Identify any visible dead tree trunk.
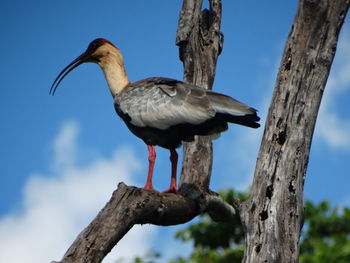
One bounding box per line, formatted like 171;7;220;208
235;1;349;262
52;1;349;262
177;0;223;191
53;1;226;263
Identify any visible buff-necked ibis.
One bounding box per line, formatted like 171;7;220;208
50;38;260;193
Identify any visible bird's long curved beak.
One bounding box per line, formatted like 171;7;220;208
50;52;91;95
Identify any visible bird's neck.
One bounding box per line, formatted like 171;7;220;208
99;57;130;98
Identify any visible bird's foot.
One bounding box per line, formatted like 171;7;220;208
162;186;178;194
143;184;155;190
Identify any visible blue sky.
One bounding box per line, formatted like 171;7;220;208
1;1;349;262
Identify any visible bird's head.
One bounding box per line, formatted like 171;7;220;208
50;38;124;95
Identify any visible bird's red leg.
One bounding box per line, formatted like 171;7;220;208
163;148;178;193
144;145;156;190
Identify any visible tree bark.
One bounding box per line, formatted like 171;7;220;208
52;1;225;262
235;1;350;262
177;0;223;191
52;1;350;262
52;183;234;263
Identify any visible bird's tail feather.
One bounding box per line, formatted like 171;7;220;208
207;91;260;128
216;112;260;128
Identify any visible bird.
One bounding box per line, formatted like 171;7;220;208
50;38;260;193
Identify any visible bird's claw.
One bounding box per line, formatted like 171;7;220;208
162;187;178;194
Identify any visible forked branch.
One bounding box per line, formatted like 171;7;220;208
53;183;234;263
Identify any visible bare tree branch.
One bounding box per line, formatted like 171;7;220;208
177;0;223;191
52;0;350;262
53;183;234;263
237;1;350;262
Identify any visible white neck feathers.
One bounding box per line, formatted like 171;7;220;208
96;46;130;97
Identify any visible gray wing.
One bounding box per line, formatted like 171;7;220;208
206;90;258;117
116;77;259;130
116;78;215;130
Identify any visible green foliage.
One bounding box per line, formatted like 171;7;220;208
171;189;248;263
168;246;243;263
118;251;160;263
131;189;350;263
175;190;248;250
299;200;350;263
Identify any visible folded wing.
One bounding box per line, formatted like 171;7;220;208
115;77;260;130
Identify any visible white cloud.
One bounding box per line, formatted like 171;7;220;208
52;120;79;169
315;28;350;150
0;120;157;263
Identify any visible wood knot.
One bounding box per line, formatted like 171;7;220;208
277;130;287;145
255;244;262;253
259;210;268;221
266;185;273;199
283;48;292;72
284;56;292;71
289;180;296;194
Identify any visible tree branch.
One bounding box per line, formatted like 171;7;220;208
238;1;350;262
177;0;223;191
53;183;234;263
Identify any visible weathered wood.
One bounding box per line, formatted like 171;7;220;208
53;183;234;263
53;1;225;262
236;1;350;262
177;0;223;191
